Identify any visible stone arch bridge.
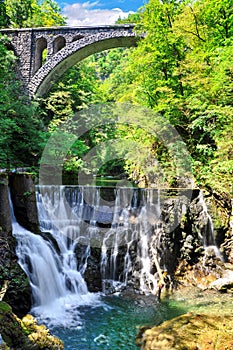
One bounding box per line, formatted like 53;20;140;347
0;25;139;97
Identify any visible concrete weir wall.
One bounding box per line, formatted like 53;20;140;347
0;172;39;235
9;173;40;233
0;175;12;236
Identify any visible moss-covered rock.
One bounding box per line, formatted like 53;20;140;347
0;235;32;317
136;312;233;350
0;302;63;350
0;301;34;349
21;314;64;350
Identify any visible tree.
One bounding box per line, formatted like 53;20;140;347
5;0;33;27
5;0;66;28
98;0;233;190
0;36;47;169
0;0;10;28
28;0;66;27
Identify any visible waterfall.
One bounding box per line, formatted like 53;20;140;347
37;186;160;294
10;189;100;327
10;185;164;325
197;191;223;260
9;183;226;330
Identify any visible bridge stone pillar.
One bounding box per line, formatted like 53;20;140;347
1;29;34;87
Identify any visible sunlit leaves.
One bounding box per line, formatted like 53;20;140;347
28;0;66;27
98;0;233;191
4;0;66;28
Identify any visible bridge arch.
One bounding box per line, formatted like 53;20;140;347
28;31;139;97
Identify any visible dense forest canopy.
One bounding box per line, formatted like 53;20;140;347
0;0;65;28
0;0;232;193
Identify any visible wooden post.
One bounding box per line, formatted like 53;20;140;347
0;280;9;301
151;246;166;301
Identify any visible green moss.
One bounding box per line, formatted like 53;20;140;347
0;302;31;349
23;191;32;198
0;302;64;349
0;301;12;313
21;314;64;349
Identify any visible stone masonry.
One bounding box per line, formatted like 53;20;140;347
0;25;139;97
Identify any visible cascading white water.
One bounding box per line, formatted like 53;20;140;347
10;185;164;326
10;188;100;327
197;191;223;260
10;184;225;332
36;187;89;295
37;185;160;294
100;187;160;293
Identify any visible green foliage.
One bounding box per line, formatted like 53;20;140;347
5;0;33;28
4;0;66;28
116;12;142;24
97;0;233;191
0;36;47;169
27;0;66;27
1;0;232;192
42;59;109;174
92;48;131;81
0;0;9;28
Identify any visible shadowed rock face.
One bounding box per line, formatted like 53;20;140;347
0;176;12;235
0;246;32;318
136;312;233;350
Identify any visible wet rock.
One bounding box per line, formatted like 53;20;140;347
209;269;233;292
0;232;31;317
175;252;227;290
1;259;32;318
136;312;233;350
221;234;233;264
84;247;102;292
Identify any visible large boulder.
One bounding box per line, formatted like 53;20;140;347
209;268;233;292
0;302;34;350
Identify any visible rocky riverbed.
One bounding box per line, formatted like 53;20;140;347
136;285;233;350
